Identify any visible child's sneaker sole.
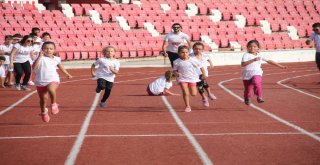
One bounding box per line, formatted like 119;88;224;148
40;108;50;122
51;103;59;115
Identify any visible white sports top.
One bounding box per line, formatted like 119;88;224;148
148;76;173;95
94;57;120;82
0;44;13;64
34;56;61;86
13;43;34;63
173;57;201;83
165;32;189;53
241;52;268;80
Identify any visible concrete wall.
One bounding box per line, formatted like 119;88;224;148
208;49;316;66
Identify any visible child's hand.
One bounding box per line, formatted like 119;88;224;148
66;74;72;79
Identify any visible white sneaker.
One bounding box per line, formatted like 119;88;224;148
21;85;31;91
15;84;21;90
28;81;35;86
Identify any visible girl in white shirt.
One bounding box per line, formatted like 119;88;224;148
241;40;287;105
147;70;179;96
10;35;35;91
173;45;205;112
33;41;72;122
191;42;217;107
91;46;120;108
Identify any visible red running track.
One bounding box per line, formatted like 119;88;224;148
0;62;319;165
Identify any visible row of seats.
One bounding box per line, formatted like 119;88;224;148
0;0;318;60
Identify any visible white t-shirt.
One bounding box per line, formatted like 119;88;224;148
0;44;13;64
241;52;268;80
173;58;201;83
94;57;120;82
0;65;5;78
13;43;34;63
190;53;211;77
309;32;320;52
148;76;173;95
165;32;189;53
34;56;61;86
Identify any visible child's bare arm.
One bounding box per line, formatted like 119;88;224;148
109;66;119;74
241;57;261;67
207;59;214;69
266;60;287;69
164;88;180;96
91;63;96;77
58;64;72;78
32;51;42;70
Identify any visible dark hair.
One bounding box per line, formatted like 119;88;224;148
41;41;56;50
178;45;189;53
192;42;204;49
0;55;6;61
172;23;182;29
20;35;33;45
29;32;37;38
32;27;40;33
12;33;22;39
246;40;260;48
102;46;116;52
5;35;13;40
41;32;51;38
312;22;320;28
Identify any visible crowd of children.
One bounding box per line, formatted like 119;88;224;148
2;22;319;122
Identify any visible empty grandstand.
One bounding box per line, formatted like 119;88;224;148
0;0;319;60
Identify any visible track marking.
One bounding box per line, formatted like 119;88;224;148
65;93;100;165
277;73;320;99
161;96;213;165
1;132;320;140
0;91;37;116
218;72;320;142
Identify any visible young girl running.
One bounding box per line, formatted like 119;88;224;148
33;41;72;122
241;40;287;105
173;45;205;112
191;42;217;107
147;70;180;96
91;46;120;108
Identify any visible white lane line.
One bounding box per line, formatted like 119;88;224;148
2;132;320;140
65;93;100;165
218;77;320;142
277;73;320;99
0;91;37;116
161;96;213;165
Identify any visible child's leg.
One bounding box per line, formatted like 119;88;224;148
203;80;217;100
47;83;59;104
37;89;49;113
0;77;5;88
243;79;253;99
197;80;208;100
252;75;263;98
180;83;190;107
101;81;113;103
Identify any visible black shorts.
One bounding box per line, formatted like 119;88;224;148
316;52;320;70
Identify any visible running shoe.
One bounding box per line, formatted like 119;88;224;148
202;99;209;107
51;103;59;115
244;98;250;105
257;97;265;103
185;106;191;112
15;84;21;90
99;102;106;108
40;108;50;122
208;93;217;100
28;81;35;86
21;85;31;91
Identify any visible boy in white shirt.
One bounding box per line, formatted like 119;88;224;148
91;46;120;108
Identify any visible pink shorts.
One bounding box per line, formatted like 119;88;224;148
36;82;60;94
180;82;197;87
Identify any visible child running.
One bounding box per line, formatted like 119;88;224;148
241;40;287;105
33;41;72;122
91;46;120;108
147;70;180;96
173;45;205;112
191;42;217;107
